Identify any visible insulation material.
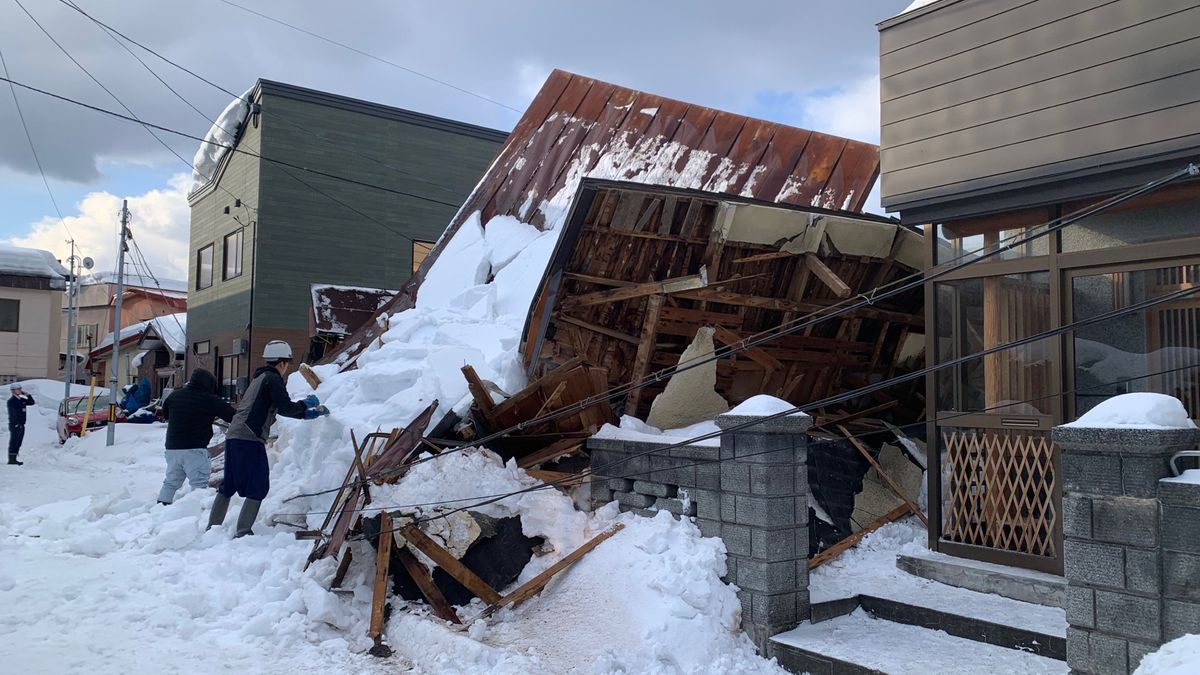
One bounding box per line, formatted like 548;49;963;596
645;327;729;429
851;443;924;527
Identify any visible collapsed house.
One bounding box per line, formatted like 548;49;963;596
303;70;928;655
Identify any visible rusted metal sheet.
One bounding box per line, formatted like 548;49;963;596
310;284;398;337
320;69;880;368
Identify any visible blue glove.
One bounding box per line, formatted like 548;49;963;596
303;394;320;408
303;405;330;420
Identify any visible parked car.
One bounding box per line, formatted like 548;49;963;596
57;395;126;443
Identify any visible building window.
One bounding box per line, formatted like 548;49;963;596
223;230;244;280
193;340;211;355
412;240;435;273
76;323;98;349
197;245;214;290
0;299;19;332
218;354;241;401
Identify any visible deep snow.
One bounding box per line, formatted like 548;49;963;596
1064;392;1197;430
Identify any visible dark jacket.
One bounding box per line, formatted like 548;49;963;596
226;366;307;444
162;369;236;450
7;393;34;427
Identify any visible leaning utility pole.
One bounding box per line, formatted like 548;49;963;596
64;239;75;401
106;201;130;447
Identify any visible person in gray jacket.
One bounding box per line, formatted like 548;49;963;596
206;340;328;536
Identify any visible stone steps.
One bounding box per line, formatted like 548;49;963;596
895;550;1065;607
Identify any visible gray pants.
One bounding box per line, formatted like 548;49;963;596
158;448;212;504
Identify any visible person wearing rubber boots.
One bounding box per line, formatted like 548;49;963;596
207;340;329;536
7;382;34;465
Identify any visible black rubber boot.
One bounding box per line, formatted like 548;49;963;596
7;454;22;466
207;493;231;530
235;498;262;538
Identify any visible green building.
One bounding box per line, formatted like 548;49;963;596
186;79;507;397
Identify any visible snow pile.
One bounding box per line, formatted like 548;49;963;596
190;88;253;193
1064;393;1197;430
728;394;809;418
594;415;722;447
0;244;69;283
1134;634;1200;674
1163;469;1200;486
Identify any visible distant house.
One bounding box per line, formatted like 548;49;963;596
0;244;69;382
878;0;1200;575
88;312;187;397
185;79;508;397
62;272;187;383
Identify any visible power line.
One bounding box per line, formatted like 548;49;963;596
213;0;523;115
0;74;466;210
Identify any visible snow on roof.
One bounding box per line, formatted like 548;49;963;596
190;87;253;194
90;312;187;355
84;272;188;293
0;244;69;281
900;0;940;13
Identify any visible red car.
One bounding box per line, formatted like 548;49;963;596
57;395;126;443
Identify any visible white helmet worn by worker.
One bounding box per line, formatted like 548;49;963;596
262;340;293;361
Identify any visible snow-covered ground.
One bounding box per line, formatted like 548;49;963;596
0;382;784;674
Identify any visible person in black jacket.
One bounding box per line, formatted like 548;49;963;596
157;369;236;504
7;382;35;465
207;341;328;536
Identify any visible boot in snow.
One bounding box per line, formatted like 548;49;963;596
235;498;262;538
207;493;231;530
7;454;22;466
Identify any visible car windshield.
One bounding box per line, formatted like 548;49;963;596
64;395;109;414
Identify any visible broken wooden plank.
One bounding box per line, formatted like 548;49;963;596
398;524;503;605
532;381;569;420
331;548;353;588
560;268;708;310
525;469;588;487
730;250;797;265
837;425;928;527
298;363;322;390
367;402;439;482
395;546;461;624
368;512;394;644
306;433;370;568
516;439;584;469
491;356;586;422
808;503;912;570
710;325;784;372
814;400;900;429
555;315;640;345
477;523;625;620
461;365;498;420
624;294;665;414
804;253;853;298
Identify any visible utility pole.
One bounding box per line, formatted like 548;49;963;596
106;200;130;447
64;239;75;401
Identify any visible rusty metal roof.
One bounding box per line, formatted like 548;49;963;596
321;69;880;366
310;284;398;336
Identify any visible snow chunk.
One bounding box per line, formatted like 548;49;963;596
0;244;69;282
416;211;492;310
191;88;252;193
1135;634;1200;674
1064;393;1197;430
593;415;721;447
1163;469;1200;486
727;394;808;418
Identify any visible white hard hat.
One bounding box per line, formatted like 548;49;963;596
262;340;293;360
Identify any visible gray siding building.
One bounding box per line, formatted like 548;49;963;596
187;80;506;396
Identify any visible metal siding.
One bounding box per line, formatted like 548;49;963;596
879;0;1200;213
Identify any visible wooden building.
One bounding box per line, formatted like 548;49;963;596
186;79;507;397
879;0;1200;574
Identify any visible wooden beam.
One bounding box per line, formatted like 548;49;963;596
808;503;912;570
395;546;461;624
560;268;708;310
477;524;624;620
516;439;584;469
397;525;503;605
331;548;353;588
813;400;900;429
524;469;588;487
625;294;664;414
710;325;784;372
368;512;394;641
804;254;852;298
837;425;928;527
556;315;640;345
298;363;322;389
461;365;498;420
730;250;797;265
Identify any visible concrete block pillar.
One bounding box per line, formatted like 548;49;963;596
1053;424;1200;674
714;408;812;651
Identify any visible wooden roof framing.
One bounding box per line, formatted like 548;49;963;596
321;69;882;368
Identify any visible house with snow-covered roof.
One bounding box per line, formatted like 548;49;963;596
185;79;507;398
0;244;69;382
87;312;187;398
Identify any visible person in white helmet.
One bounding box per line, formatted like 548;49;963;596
7;382;35;465
206;340;328;536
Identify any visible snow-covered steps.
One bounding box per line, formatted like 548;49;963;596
770;609;1068;675
896;550;1065;608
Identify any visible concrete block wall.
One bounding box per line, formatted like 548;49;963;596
1054;424;1200;675
588;410;812;651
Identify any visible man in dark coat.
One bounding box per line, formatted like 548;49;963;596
7;382;34;465
157;369;236;504
207;341;328;537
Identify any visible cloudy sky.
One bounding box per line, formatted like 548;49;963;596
0;0;912;281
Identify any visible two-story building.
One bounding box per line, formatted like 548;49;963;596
879;0;1200;575
186;79;507;397
0;245;69;382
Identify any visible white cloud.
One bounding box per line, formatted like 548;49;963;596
802;74;881;144
9;173;190;282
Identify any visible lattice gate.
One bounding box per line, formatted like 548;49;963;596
941;428;1060;564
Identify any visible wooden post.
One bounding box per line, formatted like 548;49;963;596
397;525;502;604
624;294;664;415
395;547;461;624
368;511;394;656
